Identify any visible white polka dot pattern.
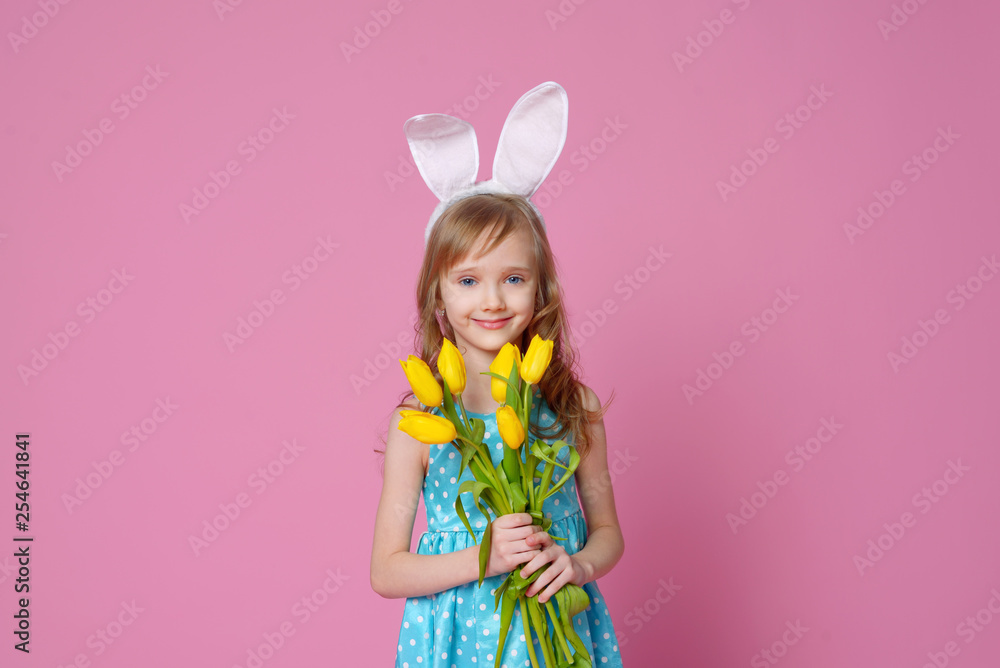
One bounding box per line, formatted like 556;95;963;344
393;399;622;667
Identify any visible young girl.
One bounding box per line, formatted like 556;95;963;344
371;82;624;666
370;190;626;666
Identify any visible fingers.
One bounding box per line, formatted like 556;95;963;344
527;555;575;603
489;520;547;576
525;531;553;548
494;513;534;529
537;569;572;604
525;559;562;602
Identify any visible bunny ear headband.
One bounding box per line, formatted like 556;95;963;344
404;81;569;246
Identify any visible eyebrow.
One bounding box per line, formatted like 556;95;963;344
449;265;533;276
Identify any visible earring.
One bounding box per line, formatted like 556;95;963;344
438;309;445;316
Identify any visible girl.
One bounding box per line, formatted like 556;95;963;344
370;191;626;667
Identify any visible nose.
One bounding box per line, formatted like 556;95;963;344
482;282;505;310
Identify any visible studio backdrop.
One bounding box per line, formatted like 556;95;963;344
2;0;998;666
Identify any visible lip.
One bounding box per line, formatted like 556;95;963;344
474;317;512;329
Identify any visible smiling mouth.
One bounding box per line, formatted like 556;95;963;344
474;317;512;329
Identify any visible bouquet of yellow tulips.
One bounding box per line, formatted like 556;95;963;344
398;335;593;668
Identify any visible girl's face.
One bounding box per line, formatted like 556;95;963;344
439;226;537;364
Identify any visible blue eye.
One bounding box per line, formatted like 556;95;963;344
458;278;476;287
507;276;524;284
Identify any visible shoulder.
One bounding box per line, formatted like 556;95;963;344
390;398;424;422
387;399;430;472
576;383;601;413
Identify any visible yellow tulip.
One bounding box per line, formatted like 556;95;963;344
397;410;457;444
520;335;554;385
489;343;522;403
496;405;525;449
399;356;443;407
437;338;466;395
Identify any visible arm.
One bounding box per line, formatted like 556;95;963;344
370;406;546;599
521;385;626;602
370;405;479;599
565;384;626;582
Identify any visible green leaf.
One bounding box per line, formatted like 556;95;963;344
458;479;495;522
543;598;573;664
457;444;477;481
505;359;520;407
441;377;467;438
478;519;492;586
521;595;542;668
454;496;477;545
494;572;512;611
441;376;455;416
495;466;515;511
542;446;580;500
493;588;519;668
526;596;556;666
531;439;572;470
470;417;485;445
553;586;592;667
556;584;590;618
509;479;528;514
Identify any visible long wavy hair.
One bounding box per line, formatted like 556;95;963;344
376;193;614;465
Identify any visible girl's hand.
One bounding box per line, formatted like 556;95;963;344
519;531;590;604
484;513;547;579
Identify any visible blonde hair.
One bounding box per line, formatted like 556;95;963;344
376;193;614;463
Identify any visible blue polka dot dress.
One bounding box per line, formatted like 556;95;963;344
394;398;623;667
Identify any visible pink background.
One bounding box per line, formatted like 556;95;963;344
3;0;999;666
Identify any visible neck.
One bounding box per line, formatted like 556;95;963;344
454;347;501;415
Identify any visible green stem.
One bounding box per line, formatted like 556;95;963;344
522;383;535;514
520;595;541;668
456;435;505;494
461;439;512;516
456;394;473;437
544;598;572;662
527;596;557;667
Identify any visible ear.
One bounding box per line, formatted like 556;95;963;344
404;114;480;202
492;82;568;198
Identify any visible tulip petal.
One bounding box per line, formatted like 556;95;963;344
521;335;553;385
400;356;444;407
489;343;522;403
397;411;457;444
438;338;467;395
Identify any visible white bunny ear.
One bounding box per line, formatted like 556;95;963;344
404;114;480;202
492;82;568;198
